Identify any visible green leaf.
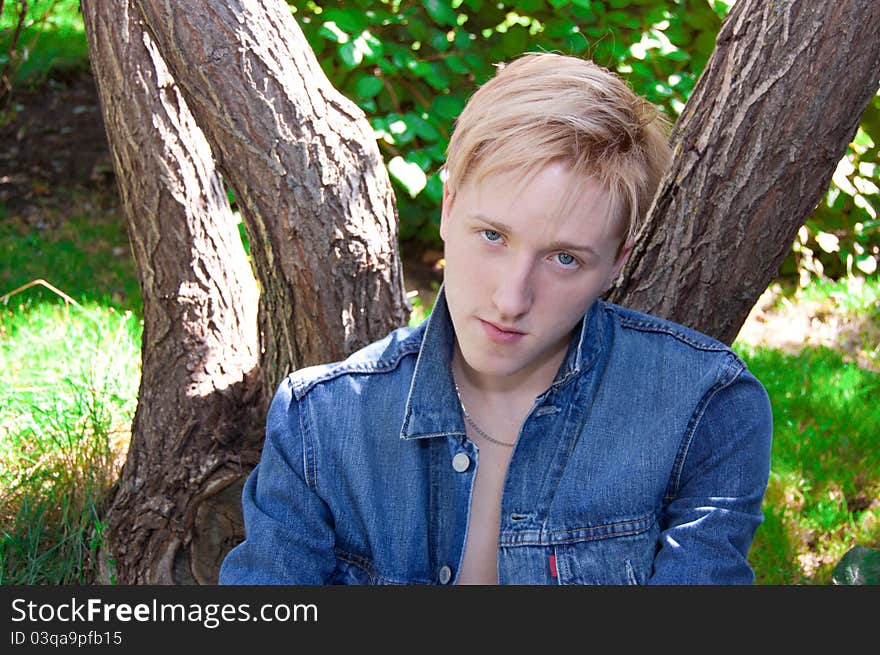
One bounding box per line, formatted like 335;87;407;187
355;75;384;99
319;21;350;44
406;113;442;141
444;55;469;74
453;29;475;50
543;18;578;38
424;62;451;90
386;116;416;145
339;41;363;67
389;156;428;197
425;141;449;162
422;0;458;27
500;25;529;57
321;8;367;34
429;28;453;52
424;172;444;203
432;93;466;120
514;0;544;10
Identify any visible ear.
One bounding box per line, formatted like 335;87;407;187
439;184;454;242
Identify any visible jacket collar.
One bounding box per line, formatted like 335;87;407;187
399;284;604;440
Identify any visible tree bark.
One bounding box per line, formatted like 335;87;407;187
85;0;880;584
607;0;880;345
81;0;264;583
83;0;409;583
131;0;410;393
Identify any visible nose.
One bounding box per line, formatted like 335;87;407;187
491;255;534;322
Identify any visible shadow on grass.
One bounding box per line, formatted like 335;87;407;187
0;192;141;317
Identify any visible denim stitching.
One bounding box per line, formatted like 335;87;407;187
291;341;423;400
500;513;656;546
333;548;431;585
295;382;319;492
607;303;739;356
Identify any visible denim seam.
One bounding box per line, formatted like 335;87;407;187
500;513;656;546
666;353;745;499
610;307;737;355
296;386;319;492
291;342;423;400
333;548;431;585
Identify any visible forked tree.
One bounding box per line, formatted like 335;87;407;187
80;0;880;583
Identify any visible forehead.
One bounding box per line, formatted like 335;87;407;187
455;162;622;244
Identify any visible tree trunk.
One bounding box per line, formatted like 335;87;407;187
82;0;264;584
83;0;409;583
131;0;410;392
607;0;880;345
85;0;880;583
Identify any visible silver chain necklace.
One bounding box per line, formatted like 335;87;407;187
453;382;516;448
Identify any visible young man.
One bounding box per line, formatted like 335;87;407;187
219;52;773;585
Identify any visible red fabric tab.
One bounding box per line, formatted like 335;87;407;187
549;554;557;578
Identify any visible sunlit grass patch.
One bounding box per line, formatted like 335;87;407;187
736;343;880;584
0;298;141;584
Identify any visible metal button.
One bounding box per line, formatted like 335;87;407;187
452;452;470;472
439;565;452;584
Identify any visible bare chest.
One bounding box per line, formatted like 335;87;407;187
456;421;520;585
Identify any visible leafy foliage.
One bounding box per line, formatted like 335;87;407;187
289;0;724;243
3;1;877;279
289;0;879;282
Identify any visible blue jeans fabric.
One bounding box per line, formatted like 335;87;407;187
219;287;772;585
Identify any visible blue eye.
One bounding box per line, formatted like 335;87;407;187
482;230;502;242
556;253;577;267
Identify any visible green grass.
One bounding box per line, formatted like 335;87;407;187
1;0;89;87
0;193;141;315
1;178;879;582
1;186;141;584
0;299;141;584
735;343;880;584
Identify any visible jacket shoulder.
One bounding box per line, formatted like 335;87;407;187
287;322;424;400
600;301;736;355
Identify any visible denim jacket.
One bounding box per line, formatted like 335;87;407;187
220;288;772;585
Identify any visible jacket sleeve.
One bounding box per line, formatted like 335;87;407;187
647;365;773;585
219;377;337;584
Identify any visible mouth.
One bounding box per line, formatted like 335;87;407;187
478;318;527;344
480;319;526;335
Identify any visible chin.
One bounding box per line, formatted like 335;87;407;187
459;348;524;379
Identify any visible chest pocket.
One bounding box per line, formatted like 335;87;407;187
552;512;659;585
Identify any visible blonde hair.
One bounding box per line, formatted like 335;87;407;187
443;52;672;248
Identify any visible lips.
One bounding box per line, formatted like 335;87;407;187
482;319;524;334
478;318;526;345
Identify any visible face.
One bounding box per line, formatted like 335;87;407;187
440;162;632;393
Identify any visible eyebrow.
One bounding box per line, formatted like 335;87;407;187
467;213;600;258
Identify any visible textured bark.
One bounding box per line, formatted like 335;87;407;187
83;0;409;583
607;0;880;345
131;0;410;393
82;0;263;584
